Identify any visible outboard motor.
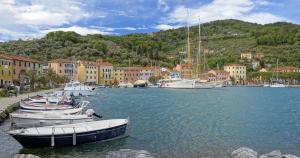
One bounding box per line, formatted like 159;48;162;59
85;109;102;118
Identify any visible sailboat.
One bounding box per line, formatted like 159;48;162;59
158;8;196;89
194;17;214;89
270;59;287;88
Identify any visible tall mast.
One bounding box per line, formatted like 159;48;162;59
197;17;201;77
186;8;191;66
276;59;279;80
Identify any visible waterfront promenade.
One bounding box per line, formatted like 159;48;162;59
0;88;61;121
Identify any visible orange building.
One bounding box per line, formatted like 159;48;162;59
49;59;76;80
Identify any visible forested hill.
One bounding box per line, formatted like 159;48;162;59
0;19;300;69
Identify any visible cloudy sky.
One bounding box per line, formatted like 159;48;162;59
0;0;299;41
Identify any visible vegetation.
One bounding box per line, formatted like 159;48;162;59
0;19;300;70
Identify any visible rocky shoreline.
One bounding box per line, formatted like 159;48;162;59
14;148;299;158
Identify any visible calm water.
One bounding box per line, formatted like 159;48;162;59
1;87;300;158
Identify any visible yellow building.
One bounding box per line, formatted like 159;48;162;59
224;64;246;84
240;52;252;60
96;59;114;85
113;68;125;84
77;60;98;84
0;54;13;86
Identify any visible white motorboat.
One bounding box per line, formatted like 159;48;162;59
270;83;287;88
118;83;134;88
10;109;95;128
158;72;196;89
8;119;129;148
20;101;74;111
20;101;89;115
64;81;96;96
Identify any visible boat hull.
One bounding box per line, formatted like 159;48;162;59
160;80;195;89
10;124;127;148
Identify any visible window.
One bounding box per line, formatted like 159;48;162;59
19;61;21;66
59;70;62;73
59;63;62;67
13;69;16;74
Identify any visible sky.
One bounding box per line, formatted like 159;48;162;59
0;0;299;41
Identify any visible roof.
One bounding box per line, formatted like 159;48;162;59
225;64;245;67
209;70;230;74
49;59;73;64
0;54;13;60
96;59;113;66
0;53;41;63
272;66;300;71
78;60;96;66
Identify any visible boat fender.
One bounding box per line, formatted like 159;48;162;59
51;127;55;147
72;127;76;146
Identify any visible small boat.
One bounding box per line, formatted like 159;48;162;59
270;83;287;88
20;101;74;111
64;81;96;96
8;119;130;148
20;101;89;115
118;83;134;88
10;109;96;128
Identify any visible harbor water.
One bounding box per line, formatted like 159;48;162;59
1;87;300;158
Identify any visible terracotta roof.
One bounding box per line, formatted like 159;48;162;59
225;64;244;67
272;66;300;71
209;70;230;74
0;53;41;63
0;54;13;60
78;60;96;66
49;59;73;63
96;59;113;66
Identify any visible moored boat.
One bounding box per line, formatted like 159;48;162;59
20;101;89;115
8;119;129;148
10;109;95;128
64;81;96;96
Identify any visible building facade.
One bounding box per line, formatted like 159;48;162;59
0;53;42;86
96;59;114;85
240;52;253;60
77;60;97;84
120;67;141;84
208;70;230;81
49;59;76;80
0;54;13;86
224;64;246;83
271;66;300;73
113;68;125;84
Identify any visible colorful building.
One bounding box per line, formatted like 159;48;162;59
271;66;300;73
0;53;42;85
96;59;114;85
224;64;247;83
208;70;230;81
77;60;97;84
119;67;141;84
113;68;125;84
240;52;253;60
0;54;13;86
139;66;160;81
49;59;76;80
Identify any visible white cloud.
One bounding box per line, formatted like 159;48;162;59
42;26;111;35
157;0;170;12
0;0;93;40
159;0;287;30
155;24;180;31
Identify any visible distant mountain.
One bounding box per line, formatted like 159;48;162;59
0;19;300;69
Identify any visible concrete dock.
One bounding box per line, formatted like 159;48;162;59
0;88;61;122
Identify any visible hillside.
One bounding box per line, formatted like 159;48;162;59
0;19;300;69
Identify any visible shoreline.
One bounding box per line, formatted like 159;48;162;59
0;88;62;123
